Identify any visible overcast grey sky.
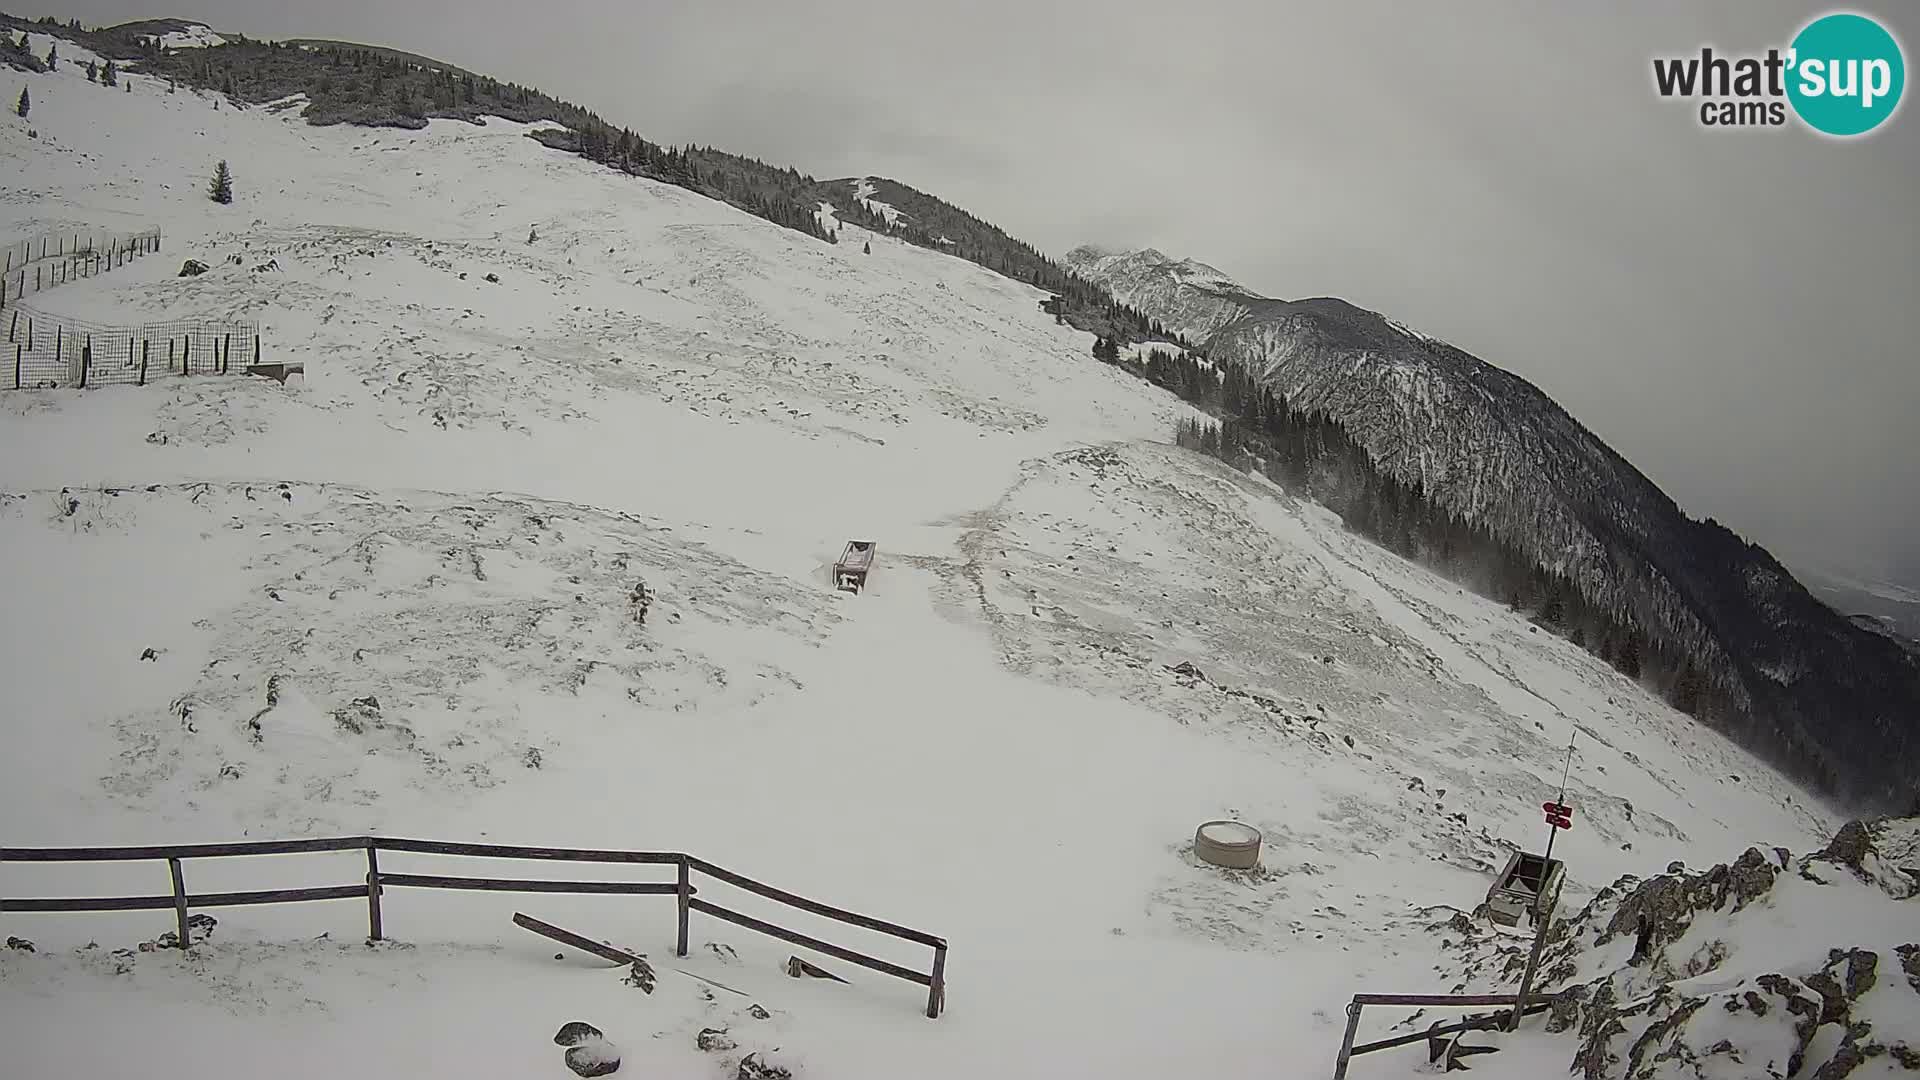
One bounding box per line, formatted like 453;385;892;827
23;0;1919;585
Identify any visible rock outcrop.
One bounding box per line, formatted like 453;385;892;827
1452;818;1919;1079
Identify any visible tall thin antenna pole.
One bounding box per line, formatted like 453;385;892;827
1542;735;1575;866
1509;731;1575;1031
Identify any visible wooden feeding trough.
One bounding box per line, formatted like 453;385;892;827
245;360;304;384
834;541;876;594
1485;850;1565;928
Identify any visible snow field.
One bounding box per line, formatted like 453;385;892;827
0;41;1849;1079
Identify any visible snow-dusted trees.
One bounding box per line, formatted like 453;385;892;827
14;86;27;119
101;59;117;87
209;160;234;204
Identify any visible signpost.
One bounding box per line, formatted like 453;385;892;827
1508;735;1576;1031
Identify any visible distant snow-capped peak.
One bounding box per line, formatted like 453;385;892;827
1065;245;1245;295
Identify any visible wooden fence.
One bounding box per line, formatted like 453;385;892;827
0;836;947;1018
0;228;163;310
1330;992;1552;1078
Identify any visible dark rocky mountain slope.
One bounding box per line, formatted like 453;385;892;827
1069;247;1919;812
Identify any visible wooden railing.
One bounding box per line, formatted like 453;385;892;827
1330;993;1551;1077
0;836;947;1018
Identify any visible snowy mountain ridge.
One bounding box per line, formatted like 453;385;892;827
1064;245;1920;813
1065;245;1251;343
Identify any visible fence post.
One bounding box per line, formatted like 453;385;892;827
13;343;20;390
223;333;231;374
254;335;261;366
169;338;176;374
365;843;384;941
6;311;13;342
1331;1000;1363;1080
183;337;191;375
167;858;191;950
80;343;90;389
926;943;947;1019
675;857;690;958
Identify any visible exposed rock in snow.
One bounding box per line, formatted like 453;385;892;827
564;1038;621;1077
1449;817;1920;1079
622;958;656;994
553;1021;603;1047
737;1052;794;1080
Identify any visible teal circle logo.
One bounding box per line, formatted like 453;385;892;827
1787;13;1905;136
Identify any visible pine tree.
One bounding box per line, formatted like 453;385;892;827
102;59;117;87
14;85;27;119
45;43;56;70
86;59;97;82
862;240;871;255
209;160;234;204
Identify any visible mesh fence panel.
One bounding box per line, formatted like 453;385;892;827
5;306;262;390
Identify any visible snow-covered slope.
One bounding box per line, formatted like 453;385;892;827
851;178;907;228
0;36;1875;1080
154;22;224;50
1064;246;1920;814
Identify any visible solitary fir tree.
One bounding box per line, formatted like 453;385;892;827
209;160;234;204
45;42;57;70
86;59;97;82
14;85;28;119
102;59;117;87
862;240;871;255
